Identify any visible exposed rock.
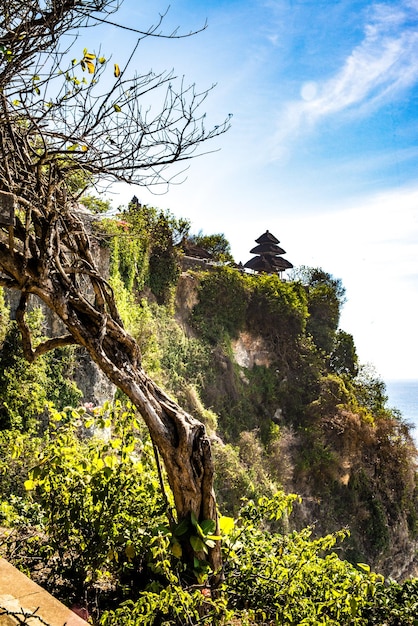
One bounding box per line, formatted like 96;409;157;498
231;331;271;368
72;347;116;407
174;272;199;337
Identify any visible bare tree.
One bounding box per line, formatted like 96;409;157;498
0;0;230;582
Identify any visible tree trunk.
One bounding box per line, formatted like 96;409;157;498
0;215;222;582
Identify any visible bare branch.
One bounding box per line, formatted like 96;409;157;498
15;292;76;361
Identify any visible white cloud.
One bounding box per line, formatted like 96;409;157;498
278;184;418;380
272;1;418;152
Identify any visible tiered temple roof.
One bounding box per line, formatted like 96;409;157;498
244;230;293;275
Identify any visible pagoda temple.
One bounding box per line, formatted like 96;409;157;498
243;230;293;276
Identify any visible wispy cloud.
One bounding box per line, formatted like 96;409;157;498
272;1;418;153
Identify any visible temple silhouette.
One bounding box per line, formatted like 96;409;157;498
244;230;293;275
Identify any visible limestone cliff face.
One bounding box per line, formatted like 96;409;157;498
231;332;271;369
173;271;418;581
174;272;199;336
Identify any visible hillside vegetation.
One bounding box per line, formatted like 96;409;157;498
0;200;417;624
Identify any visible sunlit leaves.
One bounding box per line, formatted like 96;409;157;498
219;515;234;535
24;478;35;491
223;494;386;624
0;44;13;62
16;400;167;589
32;74;40;95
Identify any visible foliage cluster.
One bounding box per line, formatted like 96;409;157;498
106;275;215;429
187;231;235;263
96;198;188;305
191;267;308;348
0;304;82;430
1;420;418;625
191;267;250;342
1;403;168;611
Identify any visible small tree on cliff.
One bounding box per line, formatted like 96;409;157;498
0;0;230;582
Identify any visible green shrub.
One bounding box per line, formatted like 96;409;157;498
0;309;82;431
222;494;387;625
248;273;308;344
192;267;250;342
22;402;167;598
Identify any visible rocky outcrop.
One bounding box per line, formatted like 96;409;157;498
231;331;272;369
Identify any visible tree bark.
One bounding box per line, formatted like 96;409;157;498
0;0;229;585
0;211;222;582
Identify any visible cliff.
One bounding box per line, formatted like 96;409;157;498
171;268;418;580
1;208;417;581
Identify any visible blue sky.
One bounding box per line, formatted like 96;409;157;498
90;0;418;381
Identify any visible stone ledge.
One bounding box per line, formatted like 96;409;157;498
0;559;87;626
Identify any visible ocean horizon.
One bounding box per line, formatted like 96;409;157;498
385;379;418;443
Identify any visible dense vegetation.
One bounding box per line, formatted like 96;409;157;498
0;202;417;624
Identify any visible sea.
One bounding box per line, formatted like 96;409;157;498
385;380;418;444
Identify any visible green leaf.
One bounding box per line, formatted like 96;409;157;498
125;543;135;560
200;519;216;535
170;540;182;559
349;597;358;616
190;535;206;553
113;104;121;113
190;511;198;528
357;563;371;572
173;518;190;537
32;465;43;479
104;455;116;468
